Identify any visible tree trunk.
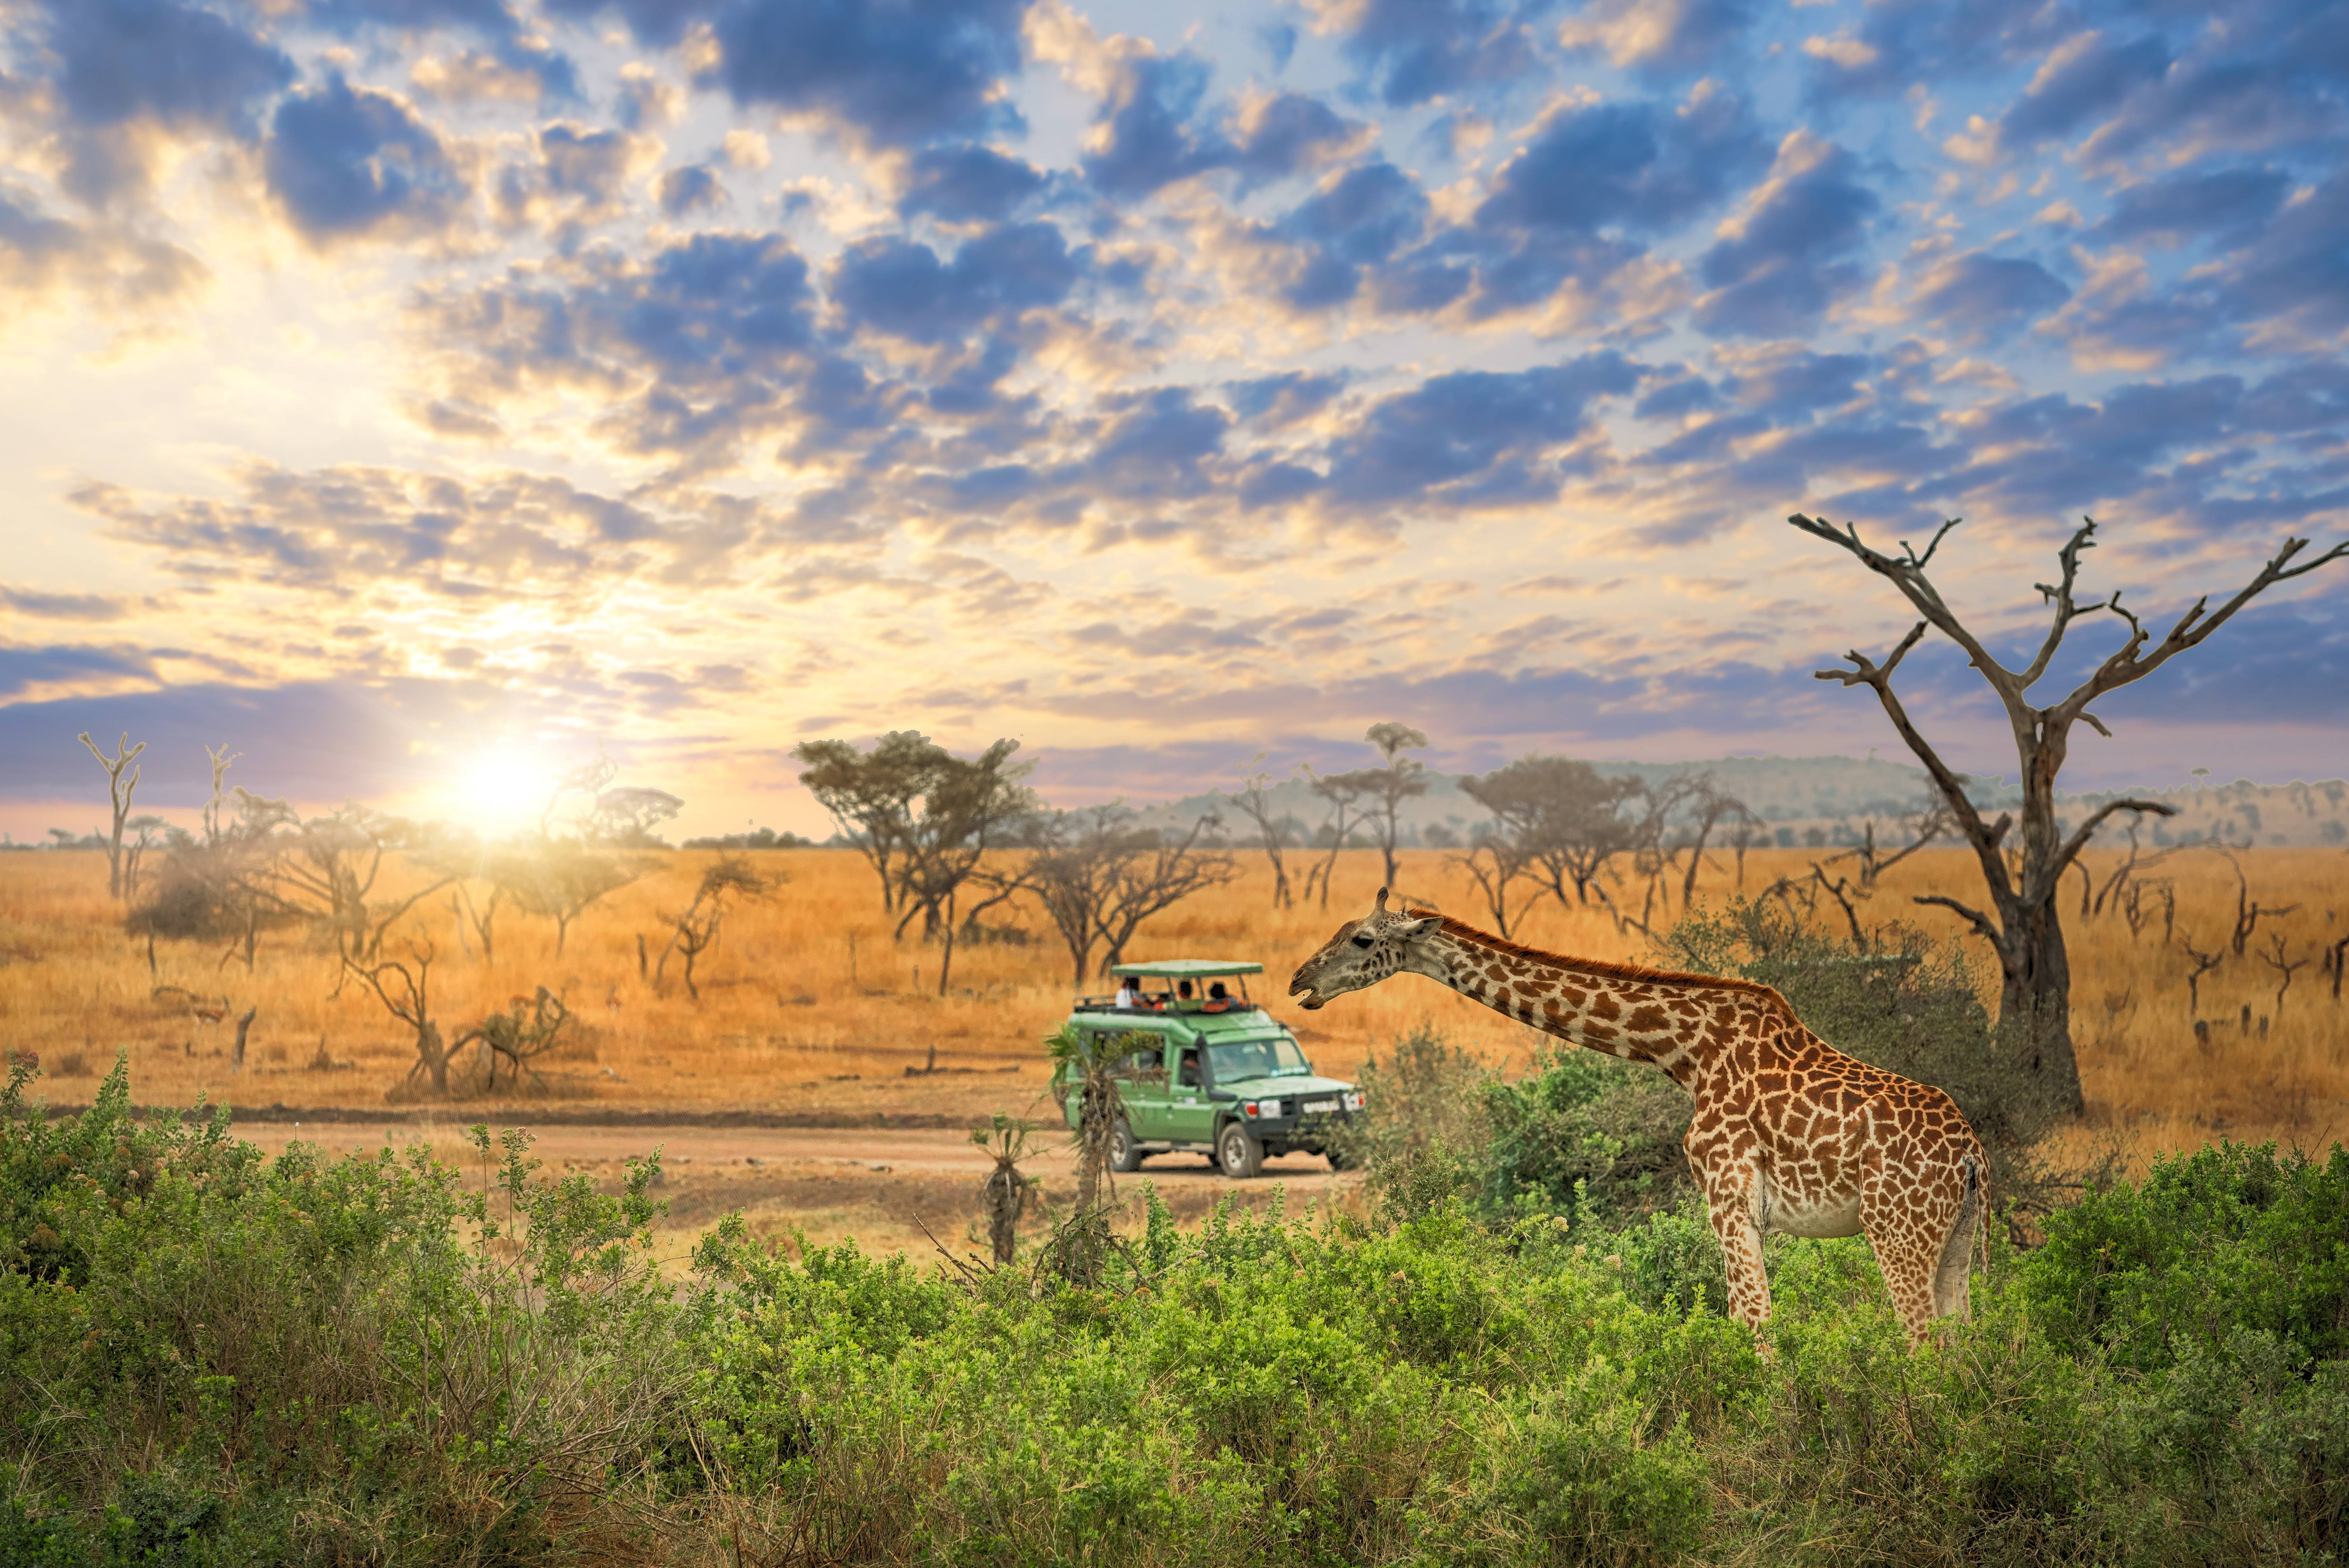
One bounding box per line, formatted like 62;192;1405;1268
418;1021;449;1095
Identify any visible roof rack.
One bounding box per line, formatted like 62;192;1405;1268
1107;959;1265;979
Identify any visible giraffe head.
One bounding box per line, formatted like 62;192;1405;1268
1287;888;1441;1010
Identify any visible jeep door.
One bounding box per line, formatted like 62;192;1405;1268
1162;1037;1217;1145
1106;1030;1171;1139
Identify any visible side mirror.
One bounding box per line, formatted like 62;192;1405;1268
1206;1089;1237;1103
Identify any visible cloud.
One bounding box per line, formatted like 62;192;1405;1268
1910;251;2070;342
27;0;296;202
1987;30;2170;157
1556;0;1755;79
0;585;138;620
412;230;823;460
1474;86;1767;237
73;464;754;601
0;640;154;700
657;163;727;217
830;221;1082;343
1310;0;1550;108
2099;167;2292;248
896;143;1048;220
1692;132;1878;337
264;75;467;244
704;0;1030;149
0;184;207;318
1081;52;1231;196
1318;354;1639;511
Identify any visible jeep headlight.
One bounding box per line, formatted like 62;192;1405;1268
1343;1091;1364;1111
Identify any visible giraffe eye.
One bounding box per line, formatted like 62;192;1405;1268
1350;934;1374;949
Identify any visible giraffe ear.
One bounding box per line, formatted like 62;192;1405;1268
1398;913;1440;939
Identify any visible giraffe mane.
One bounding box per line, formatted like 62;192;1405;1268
1411;910;1796;1008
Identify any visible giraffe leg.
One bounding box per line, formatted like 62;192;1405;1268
1698;1157;1772;1334
1860;1154;1966;1347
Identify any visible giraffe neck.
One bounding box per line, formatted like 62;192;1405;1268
1407;924;1739;1091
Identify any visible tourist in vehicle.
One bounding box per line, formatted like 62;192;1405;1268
1175;979;1196;1010
1202;981;1235;1013
1177;1046;1202;1088
1114;975;1142;1009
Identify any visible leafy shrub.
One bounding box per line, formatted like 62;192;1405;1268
2020;1140;2349;1372
5;1068;2348;1567
1340;1027;1692;1229
1660;899;2078;1223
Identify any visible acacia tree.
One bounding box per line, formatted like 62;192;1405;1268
76;731;145;899
1301;769;1370;909
1360;722;1430;890
1791;511;2347;1114
793;732;943;913
1226;756;1298;909
1027;806;1238;984
888;738;1036;995
654;855;778;999
1459;755;1641;906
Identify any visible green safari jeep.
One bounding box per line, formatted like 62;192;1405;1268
1052;959;1362;1178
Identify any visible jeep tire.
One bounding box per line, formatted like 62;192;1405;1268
1108;1116;1143;1173
1216;1121;1262;1179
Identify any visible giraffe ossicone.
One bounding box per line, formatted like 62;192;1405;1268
1291;887;1985;1346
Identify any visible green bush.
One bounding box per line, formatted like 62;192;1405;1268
1660;899;2079;1222
3;1068;2347;1566
2020;1140;2349;1372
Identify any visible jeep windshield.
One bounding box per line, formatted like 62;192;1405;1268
1207;1038;1312;1081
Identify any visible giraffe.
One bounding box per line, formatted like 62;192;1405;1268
1290;890;1985;1346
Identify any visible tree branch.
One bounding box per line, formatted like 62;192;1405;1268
2053;799;2178;876
1789;514;2024;704
1913;894;2004;950
1812;620;2013;899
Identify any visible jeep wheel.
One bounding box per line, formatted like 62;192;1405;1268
1324;1144;1354;1172
1216;1121;1262;1179
1108;1117;1143;1173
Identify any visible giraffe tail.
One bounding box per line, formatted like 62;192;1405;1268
1935;1152;1983;1324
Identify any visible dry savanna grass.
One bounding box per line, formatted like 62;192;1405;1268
1;844;2345;1162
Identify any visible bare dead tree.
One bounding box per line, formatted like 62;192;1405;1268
2324;930;2349;1004
971;1113;1043;1265
77;731;146;900
2212;849;2299;957
1361;721;1430;891
1793;510;2346;1113
1301;769;1371;909
1095;815;1238;974
1453;829;1535;938
655;855;779;1000
2257;932;2308;1017
492;838;644;956
228;1006;257;1071
453;986;572;1090
257;808;457;963
1678;779;1761;904
1044;1022;1124;1287
447;883;506;960
1227;755;1298;909
1843;800;1957;890
344;942;454;1096
2175;933;2226;1019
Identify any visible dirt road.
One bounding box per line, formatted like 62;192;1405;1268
232;1118;1360;1253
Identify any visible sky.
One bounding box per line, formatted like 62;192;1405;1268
0;0;2345;841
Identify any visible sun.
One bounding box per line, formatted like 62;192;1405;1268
452;752;552;835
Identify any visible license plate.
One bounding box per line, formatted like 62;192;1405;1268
1304;1098;1337;1113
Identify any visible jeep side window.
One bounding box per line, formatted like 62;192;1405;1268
1177;1047;1201;1088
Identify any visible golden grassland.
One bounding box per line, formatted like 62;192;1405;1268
1;844;2345;1158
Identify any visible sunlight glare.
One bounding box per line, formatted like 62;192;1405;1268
453;752;551;834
